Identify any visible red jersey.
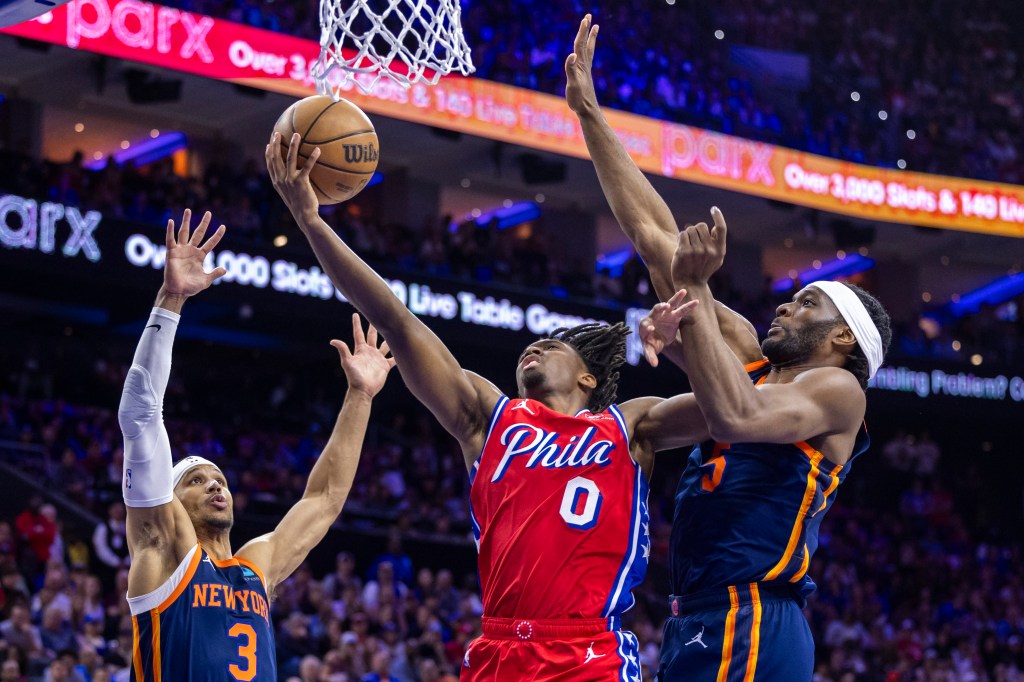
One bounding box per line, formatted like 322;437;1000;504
469;396;649;629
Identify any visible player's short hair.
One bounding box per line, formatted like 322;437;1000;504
838;283;892;390
547;322;630;412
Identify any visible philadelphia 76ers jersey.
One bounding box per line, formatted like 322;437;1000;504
469;396;649;627
127;543;276;681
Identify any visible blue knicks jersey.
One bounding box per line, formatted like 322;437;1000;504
128;544;276;681
670;359;870;599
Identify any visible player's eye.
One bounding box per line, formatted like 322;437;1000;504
191;476;201;485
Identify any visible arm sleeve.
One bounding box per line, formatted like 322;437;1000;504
117;307;180;508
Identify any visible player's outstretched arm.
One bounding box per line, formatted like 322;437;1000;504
565;15;761;365
266;133;500;467
238;314;395;592
670;208;864;459
118;210;227;597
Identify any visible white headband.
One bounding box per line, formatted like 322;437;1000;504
808;281;883;379
171;456;223;490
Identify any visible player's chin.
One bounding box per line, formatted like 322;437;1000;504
206;512;234;532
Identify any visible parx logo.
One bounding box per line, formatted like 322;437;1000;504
0;195;101;262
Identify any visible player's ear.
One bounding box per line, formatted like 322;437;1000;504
578;371;597;391
832;324;858;352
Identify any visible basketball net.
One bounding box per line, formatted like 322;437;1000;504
312;0;475;96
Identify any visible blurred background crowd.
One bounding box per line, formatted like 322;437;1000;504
155;0;1024;182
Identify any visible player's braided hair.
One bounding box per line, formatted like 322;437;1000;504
838;283;892;390
547;322;630;412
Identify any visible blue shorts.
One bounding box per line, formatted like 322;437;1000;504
657;583;813;682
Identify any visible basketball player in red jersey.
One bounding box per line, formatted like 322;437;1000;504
267;133;749;680
117;210;395;681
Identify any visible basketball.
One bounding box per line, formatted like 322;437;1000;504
272;95;379;205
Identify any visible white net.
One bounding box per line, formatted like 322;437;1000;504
312;0;475;96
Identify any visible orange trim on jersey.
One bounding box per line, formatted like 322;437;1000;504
815;464;844;515
156;544;203;613
764;448;824;580
131;615;144;681
790;544;811;583
701;442;729;492
234;556;268;590
151;611;161;682
743;358;770;373
716;586;740;682
742;584;763;682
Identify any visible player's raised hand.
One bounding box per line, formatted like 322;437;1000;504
331;313;397;399
565;14;600;116
162;208;227;298
671;206;729;287
639;288;700;367
266;131;321;221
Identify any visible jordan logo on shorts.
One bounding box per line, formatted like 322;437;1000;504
685;626;708;649
584;642;607;663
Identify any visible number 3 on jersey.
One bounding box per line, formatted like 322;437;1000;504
560;476;602;530
228;623;257;681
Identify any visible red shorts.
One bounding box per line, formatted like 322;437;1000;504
460;617;642;681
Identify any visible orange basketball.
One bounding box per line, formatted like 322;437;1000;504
272;95;379;205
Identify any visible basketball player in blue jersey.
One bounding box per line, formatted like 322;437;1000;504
117;210;396;681
565;15;892;681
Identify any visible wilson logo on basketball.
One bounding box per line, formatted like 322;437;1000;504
342;143;379;164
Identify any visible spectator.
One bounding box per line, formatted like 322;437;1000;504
14;497;56;576
0;604;44;670
90;504;128;591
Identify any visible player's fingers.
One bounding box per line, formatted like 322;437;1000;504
675;299;700;317
299;147;320;180
165;219;176;249
330;339;352;361
667;288;688;307
201;225;226;254
351;312;366;346
711;205;728;245
379;340;391;358
694;222;711;244
190;211;212;246
588;24;598;54
573;14;590;54
565;53;577;72
287;132;301;177
366;323;378;348
178;208;192;245
387;357;397;369
206;266;227;284
265;135;279;181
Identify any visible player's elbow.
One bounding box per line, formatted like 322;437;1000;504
118;366;159;439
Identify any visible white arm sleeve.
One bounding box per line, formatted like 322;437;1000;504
118;307;180;508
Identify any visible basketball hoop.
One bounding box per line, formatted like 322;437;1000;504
312;0;475;96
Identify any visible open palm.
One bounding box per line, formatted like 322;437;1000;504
163;209;227;298
332;313;396;398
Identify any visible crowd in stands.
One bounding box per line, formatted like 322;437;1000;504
1;146;1021;369
1;318;1023;681
156;0;1024;182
